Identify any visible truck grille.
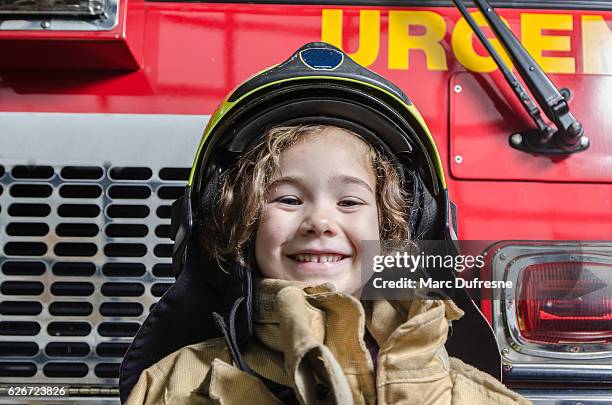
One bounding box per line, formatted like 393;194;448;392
0;112;205;394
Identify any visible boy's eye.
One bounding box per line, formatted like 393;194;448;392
338;198;363;207
277;196;302;205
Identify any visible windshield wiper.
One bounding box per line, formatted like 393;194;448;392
451;0;588;155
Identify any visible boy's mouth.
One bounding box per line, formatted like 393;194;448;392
288;253;348;263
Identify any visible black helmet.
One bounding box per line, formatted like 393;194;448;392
184;42;450;252
120;42;500;403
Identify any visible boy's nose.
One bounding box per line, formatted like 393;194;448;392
299;213;338;237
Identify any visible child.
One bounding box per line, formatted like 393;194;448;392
122;43;531;404
203;125;407;298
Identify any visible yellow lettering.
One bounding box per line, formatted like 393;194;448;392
321;9;380;67
582;15;612;74
388;11;447;70
451;11;512;73
521;13;575;74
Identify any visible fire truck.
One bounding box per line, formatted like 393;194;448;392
0;0;610;403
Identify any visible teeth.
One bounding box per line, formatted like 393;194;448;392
294;254;344;263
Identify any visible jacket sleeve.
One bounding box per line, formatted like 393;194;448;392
123;364;170;405
122;339;238;405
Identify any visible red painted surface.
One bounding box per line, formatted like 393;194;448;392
450;72;612;183
0;2;610;243
0;0;145;70
450;181;612;240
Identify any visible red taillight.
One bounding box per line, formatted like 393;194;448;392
517;262;612;344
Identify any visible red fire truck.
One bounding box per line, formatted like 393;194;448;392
0;0;610;403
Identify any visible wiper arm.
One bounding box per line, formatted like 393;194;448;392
451;0;588;155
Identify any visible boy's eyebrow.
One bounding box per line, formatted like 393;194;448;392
268;176;302;189
269;175;374;194
330;174;374;194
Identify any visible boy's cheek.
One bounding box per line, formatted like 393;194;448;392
263;206;297;221
261;216;296;236
263;210;302;231
353;214;381;239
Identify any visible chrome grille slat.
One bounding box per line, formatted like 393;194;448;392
1;161;183;382
1;112;205;389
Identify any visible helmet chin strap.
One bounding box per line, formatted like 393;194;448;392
216;243;255;349
212;243;306;404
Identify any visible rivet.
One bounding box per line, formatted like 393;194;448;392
454;84;462;93
580;136;589;148
510;133;523;146
41;21;50;29
454;155;463;164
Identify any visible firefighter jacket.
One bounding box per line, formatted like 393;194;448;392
125;278;531;405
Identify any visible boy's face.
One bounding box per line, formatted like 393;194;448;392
255;128;380;296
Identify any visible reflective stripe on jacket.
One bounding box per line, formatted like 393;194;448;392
125;278;531;405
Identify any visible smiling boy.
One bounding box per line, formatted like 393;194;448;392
122;42;531;405
125;123;531;405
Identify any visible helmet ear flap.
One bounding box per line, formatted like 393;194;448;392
171;163;225;279
171;190;193;278
199;163;224;225
407;169;422;238
407;170;439;240
195;162;256;350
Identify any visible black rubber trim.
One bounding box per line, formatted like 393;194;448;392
144;0;612;11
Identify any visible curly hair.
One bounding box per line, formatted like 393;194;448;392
200;125;411;269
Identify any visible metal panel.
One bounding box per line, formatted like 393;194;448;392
1;399;119;404
0;0;119;31
0;113;206;392
517;389;612;404
449;72;612;183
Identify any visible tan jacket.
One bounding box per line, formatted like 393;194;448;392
125;278;531;405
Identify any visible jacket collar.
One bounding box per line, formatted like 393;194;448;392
249;278;465;404
251;278;464;350
254;278;375;403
